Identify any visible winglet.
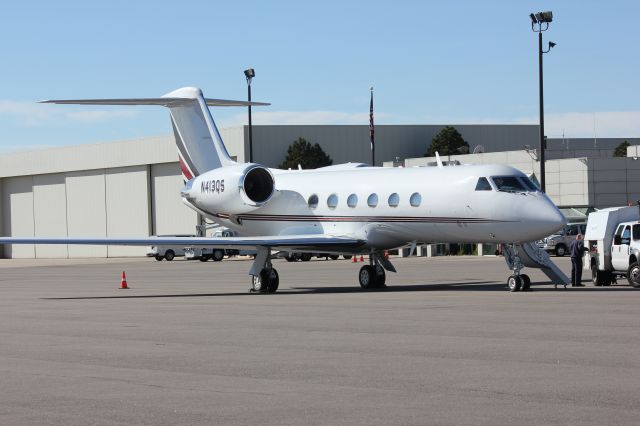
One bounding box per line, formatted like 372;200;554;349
435;152;444;168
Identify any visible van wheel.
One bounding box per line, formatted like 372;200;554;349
212;249;225;262
555;244;566;257
164;250;175;261
155;255;163;261
626;262;640;288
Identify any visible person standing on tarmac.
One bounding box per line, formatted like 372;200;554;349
570;234;588;287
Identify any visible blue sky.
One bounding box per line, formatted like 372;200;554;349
0;0;638;152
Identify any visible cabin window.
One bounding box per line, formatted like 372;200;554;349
388;193;400;207
409;192;422;207
475;177;492;191
491;176;527;192
308;194;319;209
633;224;640;241
327;193;338;209
347;194;358;208
367;193;378;207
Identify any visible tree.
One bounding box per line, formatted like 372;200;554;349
425;126;470;157
278;137;333;169
614;140;630;157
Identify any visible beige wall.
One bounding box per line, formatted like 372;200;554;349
150;163;198;236
2;176;35;258
105;166;150;257
66;170;108;257
33;174;68;258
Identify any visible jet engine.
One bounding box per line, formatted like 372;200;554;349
182;164;275;214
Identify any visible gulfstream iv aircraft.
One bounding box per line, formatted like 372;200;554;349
0;87;567;293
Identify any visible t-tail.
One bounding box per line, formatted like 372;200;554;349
40;87;269;180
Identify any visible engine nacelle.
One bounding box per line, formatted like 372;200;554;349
182;164;275;214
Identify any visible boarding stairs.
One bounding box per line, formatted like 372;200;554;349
503;242;570;285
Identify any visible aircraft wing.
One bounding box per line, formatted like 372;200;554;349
0;234;365;252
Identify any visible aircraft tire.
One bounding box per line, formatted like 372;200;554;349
555;244;566;257
251;268;279;293
212;249;225;262
507;275;522;292
520;274;531;290
155;255;163;261
329;255;340;260
300;253;312;262
164;250;175;261
374;265;386;287
343;255;352;260
359;265;376;289
199;256;210;262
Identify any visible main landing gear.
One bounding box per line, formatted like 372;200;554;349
358;253;390;290
249;247;279;294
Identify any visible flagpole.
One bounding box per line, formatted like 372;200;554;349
369;87;375;167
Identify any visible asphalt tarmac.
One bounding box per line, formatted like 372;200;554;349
1;255;639;425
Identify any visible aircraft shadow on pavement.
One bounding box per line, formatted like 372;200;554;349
41;282;637;300
42;280;515;300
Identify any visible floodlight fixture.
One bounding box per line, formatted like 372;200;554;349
529;13;537;24
244;68;255;81
549;41;556;48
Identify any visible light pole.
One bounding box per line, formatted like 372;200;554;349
530;11;555;192
244;68;255;163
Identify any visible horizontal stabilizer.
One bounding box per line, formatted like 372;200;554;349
39;98;270;107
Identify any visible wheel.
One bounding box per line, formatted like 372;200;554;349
329;254;340;260
251;268;279;293
592;265;612;286
520;274;531;290
300;253;312;262
164;250;175;261
374;265;386;287
285;255;296;262
555;244;566;257
343;255;352;260
212;249;225;262
626;262;640;288
507;275;522;292
199;255;210;262
359;265;376;289
155;255;163;261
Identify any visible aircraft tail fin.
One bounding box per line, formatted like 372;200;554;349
40;87;270;180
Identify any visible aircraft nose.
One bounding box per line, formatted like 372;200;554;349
533;196;566;237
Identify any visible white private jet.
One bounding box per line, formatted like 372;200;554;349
0;87;567;293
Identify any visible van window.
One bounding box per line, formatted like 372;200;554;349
475;177;492;191
622;226;631;245
633;224;640;241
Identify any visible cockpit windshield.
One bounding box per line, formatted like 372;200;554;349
518;176;539;192
490;176;528;193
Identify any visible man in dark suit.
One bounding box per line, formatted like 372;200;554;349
570;234;588;287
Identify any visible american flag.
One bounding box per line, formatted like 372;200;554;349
369;88;374;152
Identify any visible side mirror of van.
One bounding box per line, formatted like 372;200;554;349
614;235;622;245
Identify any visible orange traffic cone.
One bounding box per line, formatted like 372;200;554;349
119;271;129;289
352;255;358;263
359;255;364;262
